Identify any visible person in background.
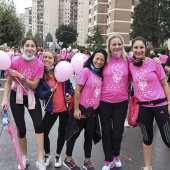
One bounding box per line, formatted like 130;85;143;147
11;46;21;61
66;47;73;62
159;50;168;69
59;48;67;61
164;55;170;86
129;36;170;170
0;37;46;170
99;34;130;170
36;50;74;168
63;48;107;170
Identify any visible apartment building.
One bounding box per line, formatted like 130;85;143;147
59;0;89;47
88;0;140;46
32;0;44;39
24;8;32;36
43;0;59;41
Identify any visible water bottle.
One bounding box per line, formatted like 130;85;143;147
3;109;8;126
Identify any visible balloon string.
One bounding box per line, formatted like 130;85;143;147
120;153;132;161
44;82;58;110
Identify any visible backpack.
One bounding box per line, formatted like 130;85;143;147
128;96;140;127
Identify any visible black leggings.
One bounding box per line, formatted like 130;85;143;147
139;105;170;147
99;100;128;162
43;111;68;154
10;90;43;138
66;117;96;158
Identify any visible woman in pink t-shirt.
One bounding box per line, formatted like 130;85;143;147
99;34;130;170
64;49;107;170
129;36;170;170
1;37;46;170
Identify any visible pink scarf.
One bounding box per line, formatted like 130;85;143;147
13;82;36;110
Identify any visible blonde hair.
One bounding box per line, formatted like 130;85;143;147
106;33;127;62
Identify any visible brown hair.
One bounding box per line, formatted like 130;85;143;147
21;37;38;48
43;51;58;80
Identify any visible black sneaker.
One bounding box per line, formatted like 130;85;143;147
63;158;80;170
83;160;95;170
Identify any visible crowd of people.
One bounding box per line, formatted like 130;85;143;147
0;34;170;170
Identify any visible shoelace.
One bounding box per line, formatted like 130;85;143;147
44;155;49;162
104;161;115;168
55;156;59;163
70;160;76;167
37;162;46;170
114;156;120;162
85;160;93;168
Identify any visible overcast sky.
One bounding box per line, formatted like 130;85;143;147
13;0;32;14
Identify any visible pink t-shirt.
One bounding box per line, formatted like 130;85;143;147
66;52;73;60
129;58;167;106
100;57;129;103
77;68;102;109
7;56;44;95
159;54;168;64
59;53;66;60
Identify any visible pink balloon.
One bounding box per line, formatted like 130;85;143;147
71;53;85;74
0;50;11;70
54;61;73;82
7;51;14;57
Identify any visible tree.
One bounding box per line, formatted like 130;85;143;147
85;35;94;47
85;25;103;48
0;0;24;46
55;24;78;47
130;0;170;48
34;33;43;47
93;26;103;48
26;30;33;37
45;32;53;42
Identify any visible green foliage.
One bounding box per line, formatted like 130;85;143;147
131;0;170;48
86;25;104;48
45;32;53;42
34;33;43;47
145;47;168;56
55;24;78;47
26;30;33;37
0;0;24;47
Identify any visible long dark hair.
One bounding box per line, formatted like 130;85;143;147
84;48;107;80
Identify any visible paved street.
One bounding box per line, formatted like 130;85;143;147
0;77;170;170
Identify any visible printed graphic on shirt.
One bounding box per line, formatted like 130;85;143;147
84;74;101;106
20;68;34;80
106;63;125;91
134;69;152;97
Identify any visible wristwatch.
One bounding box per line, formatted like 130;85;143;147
20;75;25;82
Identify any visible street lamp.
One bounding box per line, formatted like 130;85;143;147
61;31;78;48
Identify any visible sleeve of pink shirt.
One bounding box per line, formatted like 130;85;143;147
34;59;44;78
76;68;89;86
155;62;166;80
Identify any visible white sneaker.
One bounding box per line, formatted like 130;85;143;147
54;156;62;167
102;161;114;170
141;166;152;170
36;160;46;170
44;154;52;166
113;156;122;168
18;156;29;169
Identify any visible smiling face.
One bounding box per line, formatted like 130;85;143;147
43;52;55;67
132;40;146;60
109;37;123;54
92;52;105;69
23;40;36;57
